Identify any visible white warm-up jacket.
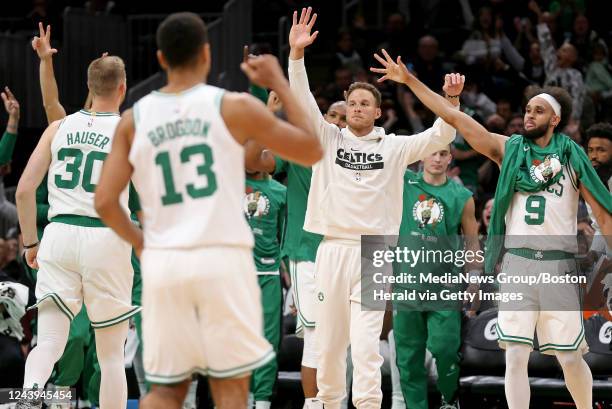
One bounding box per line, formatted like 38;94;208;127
288;57;457;241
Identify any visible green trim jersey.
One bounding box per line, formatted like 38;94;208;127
504;151;580;253
129;83;253;249
399;171;472;237
244;176;286;273
396;171;472;288
274;157;322;262
48;110;128;219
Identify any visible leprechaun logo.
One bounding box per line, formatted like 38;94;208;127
243;188;270;219
529;154;562;183
413;194;444;229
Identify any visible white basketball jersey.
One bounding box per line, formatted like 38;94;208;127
505;163;579;252
48;110;129;219
129;83;253;249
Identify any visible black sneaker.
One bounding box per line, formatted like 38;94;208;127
15;397;43;409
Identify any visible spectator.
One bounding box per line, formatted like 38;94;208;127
325;67;353;102
585;43;612;121
548;0;585;35
586;123;612;189
460;7;524;72
0;87;19;239
532;0;585;123
377;13;412;62
522;41;546;85
495;98;513;123
567;14;606;71
505;114;525;136
461;77;497;120
332;30;364;76
412;35;448;92
513;16;537;57
478;197;494;236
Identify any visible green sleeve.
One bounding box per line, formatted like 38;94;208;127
128;182;142;213
278;188;287;248
0;131;18;165
36;178;50;229
249;84;269;104
273;156;288;175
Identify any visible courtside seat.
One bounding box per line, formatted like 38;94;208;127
459;310;612;398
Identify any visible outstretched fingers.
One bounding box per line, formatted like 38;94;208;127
307;12;317;30
373;52;389;67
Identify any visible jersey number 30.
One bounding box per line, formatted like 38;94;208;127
155;143;217;205
55;148;107;192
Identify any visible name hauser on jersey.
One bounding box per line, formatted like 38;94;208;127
335;148;384;170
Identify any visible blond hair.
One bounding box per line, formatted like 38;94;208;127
87;56;126;97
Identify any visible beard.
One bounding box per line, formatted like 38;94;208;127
594;162;612;188
523;123;549;140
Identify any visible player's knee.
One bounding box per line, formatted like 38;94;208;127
428;336;459;359
504;343;530;371
555;351;583;369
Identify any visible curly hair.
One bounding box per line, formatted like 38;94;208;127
525;86;573;131
586;122;612;142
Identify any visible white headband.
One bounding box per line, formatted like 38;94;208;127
533;93;561;116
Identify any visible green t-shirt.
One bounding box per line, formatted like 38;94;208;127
245;176;287;273
453;136;485;193
274;157;322;262
395;171;472;291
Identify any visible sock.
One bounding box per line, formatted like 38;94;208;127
555;351;593;409
504;343;531;409
95;321;129;409
23;304;71;388
255;401;271;409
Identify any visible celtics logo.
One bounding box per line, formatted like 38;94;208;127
413;194;444;229
243;188;270;219
529;154;562;184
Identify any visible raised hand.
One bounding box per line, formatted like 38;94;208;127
241;53;287;91
442;73;465;97
370;49;411;84
289;7;319;50
31;22;58;60
1;87;20;119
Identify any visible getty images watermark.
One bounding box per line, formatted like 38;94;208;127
360;235;607;312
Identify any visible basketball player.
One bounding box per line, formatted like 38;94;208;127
287;8;460;408
15;55;137;409
244;169;286;409
254;95;346;406
371;50;611;409
31;23;96;407
392;146;481;409
93;12;321;409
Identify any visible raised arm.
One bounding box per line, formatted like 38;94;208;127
370;50;507;165
16;120;59;268
0;87;20;165
288;7;338;140
224;53;322;167
32;23;66;123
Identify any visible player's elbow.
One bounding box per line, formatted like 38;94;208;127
15;181;35;205
300;137;324;166
94;190;114;220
